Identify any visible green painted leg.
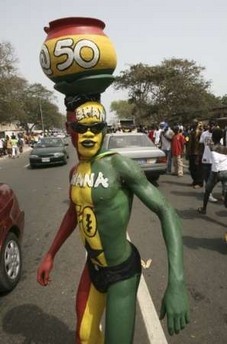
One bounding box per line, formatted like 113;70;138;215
104;274;141;344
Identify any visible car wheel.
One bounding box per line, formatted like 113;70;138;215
30;163;35;169
0;232;22;292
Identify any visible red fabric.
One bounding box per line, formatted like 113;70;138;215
171;133;185;156
148;130;155;142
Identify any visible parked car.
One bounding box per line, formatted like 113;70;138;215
103;133;167;181
0;183;24;292
29;137;69;168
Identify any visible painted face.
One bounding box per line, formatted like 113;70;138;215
73;117;106;159
68;101;107;160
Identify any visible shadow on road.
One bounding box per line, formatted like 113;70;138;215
177;208;227;228
170;190;203;199
183;235;227;255
161;179;189;187
2;304;75;344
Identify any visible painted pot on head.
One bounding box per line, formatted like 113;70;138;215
39;17;117;96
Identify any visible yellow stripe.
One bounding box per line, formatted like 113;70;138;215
45;34;117;77
71;162;107;266
79;284;105;343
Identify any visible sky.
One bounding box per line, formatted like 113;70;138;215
0;0;227;123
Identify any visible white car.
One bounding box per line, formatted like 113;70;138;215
103;133;167;182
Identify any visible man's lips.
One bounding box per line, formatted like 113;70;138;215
81;140;96;148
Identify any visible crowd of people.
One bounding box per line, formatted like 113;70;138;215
0;132;45;159
147;119;227;215
100;119;227;214
1;121;227;216
0;133;24;158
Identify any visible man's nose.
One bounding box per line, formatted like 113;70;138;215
83;130;94;137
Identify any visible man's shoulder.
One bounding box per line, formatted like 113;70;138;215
110;153;144;174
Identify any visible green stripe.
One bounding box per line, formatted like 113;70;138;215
50;69;115;83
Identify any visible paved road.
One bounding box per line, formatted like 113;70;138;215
0;145;226;343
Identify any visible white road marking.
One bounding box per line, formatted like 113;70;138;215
127;234;168;343
137;274;168;344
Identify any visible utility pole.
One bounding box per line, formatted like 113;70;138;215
39;101;45;134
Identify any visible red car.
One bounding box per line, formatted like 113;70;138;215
0;183;24;292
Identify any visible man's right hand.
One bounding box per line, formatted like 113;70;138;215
37;253;54;286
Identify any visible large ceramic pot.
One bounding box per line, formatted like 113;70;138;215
39;17;117;96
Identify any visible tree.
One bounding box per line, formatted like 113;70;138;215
0;41;28;122
220;94;227;106
21;83;64;132
0;41;18;77
113;59;221;125
110;100;136;119
0;41;65;131
38;100;65;131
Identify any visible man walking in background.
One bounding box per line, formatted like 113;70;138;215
187;119;204;188
171;125;185;176
199;119;218;202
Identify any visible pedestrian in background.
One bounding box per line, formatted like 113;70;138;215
5;135;12;158
0;138;4;157
171;125;185;176
153;125;162;147
160;123;174;173
186;119;204;188
199;119;218;203
198;128;227;214
17;135;24;153
11;134;19;158
148;124;155;143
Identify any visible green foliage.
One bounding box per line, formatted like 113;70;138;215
110;100;135;119
221;94;227;105
113;58;222;125
0;41;65;131
0;41;18;77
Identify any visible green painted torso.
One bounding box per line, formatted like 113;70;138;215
71;155;133;266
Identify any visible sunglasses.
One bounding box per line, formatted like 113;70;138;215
70;122;106;134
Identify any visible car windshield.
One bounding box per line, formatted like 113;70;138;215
35;138;64;148
108;134;154;149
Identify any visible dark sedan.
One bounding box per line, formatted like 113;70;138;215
0;183;24;292
103;133;167;182
29;137;69;168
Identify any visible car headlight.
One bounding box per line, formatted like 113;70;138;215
54;152;64;157
30;154;39;158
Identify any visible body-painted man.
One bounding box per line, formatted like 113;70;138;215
37;101;189;343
